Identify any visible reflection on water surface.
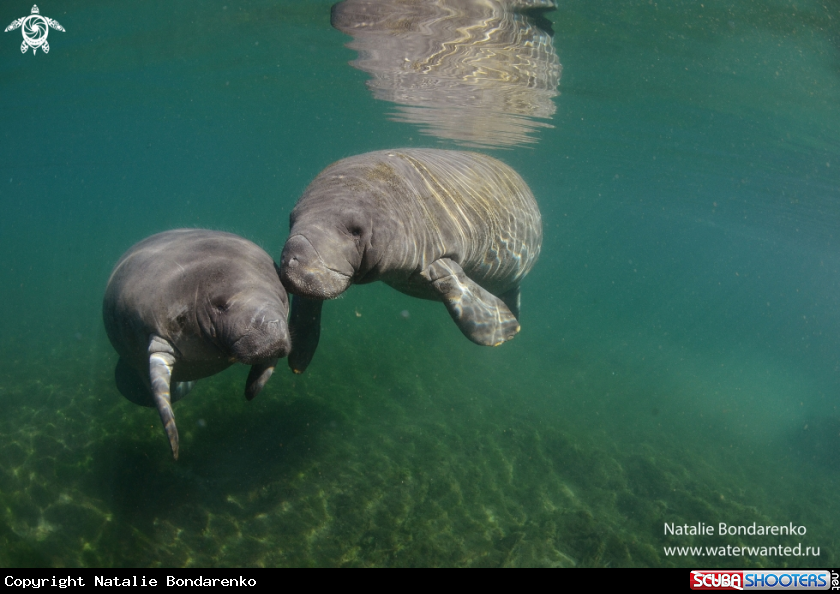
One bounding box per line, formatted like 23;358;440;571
332;0;561;147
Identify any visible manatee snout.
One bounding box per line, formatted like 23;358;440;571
280;234;352;299
231;313;291;365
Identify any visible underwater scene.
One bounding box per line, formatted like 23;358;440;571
1;0;839;568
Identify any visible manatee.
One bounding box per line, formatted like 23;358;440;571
103;229;291;460
280;148;542;373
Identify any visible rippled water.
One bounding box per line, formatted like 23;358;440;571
0;0;838;567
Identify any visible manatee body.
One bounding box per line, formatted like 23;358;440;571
280;148;542;372
103;229;291;460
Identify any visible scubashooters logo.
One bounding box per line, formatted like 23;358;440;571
4;5;64;55
690;570;831;590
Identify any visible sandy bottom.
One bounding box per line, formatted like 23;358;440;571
0;325;837;568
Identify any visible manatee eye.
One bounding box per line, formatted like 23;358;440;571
212;298;229;313
349;226;362;238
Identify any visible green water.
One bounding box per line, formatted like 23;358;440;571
1;0;839;567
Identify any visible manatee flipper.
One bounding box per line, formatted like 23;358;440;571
287;295;323;374
499;285;521;320
115;358;193;408
148;335;180;460
420;258;520;346
115;357;154;407
172;381;195;401
245;359;277;401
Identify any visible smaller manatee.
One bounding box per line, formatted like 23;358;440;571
103;229;291;460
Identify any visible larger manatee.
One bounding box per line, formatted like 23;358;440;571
280;149;542;373
103;229;291;460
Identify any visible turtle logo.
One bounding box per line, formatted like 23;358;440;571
5;5;64;55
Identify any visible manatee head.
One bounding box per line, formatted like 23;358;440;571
201;262;292;364
280;184;389;300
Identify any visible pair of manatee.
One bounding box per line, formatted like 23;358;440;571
103;149;543;459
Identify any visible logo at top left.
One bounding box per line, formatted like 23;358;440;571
5;5;64;55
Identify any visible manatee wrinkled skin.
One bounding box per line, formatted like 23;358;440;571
103;229;291;460
280;149;542;373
